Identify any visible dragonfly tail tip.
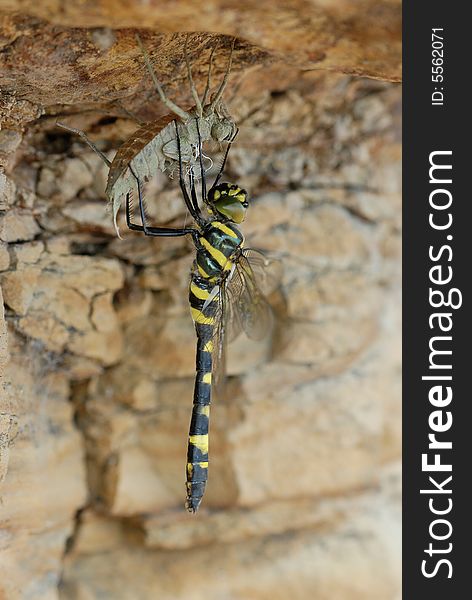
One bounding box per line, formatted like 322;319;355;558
185;497;202;514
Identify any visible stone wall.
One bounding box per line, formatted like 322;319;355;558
1;3;401;599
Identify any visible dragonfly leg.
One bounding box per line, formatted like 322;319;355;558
135;34;190;122
195;118;207;203
174;121;204;224
188;167;201;217
126;167;198;240
209;126;239;190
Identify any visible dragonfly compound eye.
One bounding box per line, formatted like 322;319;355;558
209;184;248;223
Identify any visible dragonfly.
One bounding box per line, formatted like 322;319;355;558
56;35;278;511
57;34;237;237
124;117;279;512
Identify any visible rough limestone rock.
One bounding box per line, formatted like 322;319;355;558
1;2;401;599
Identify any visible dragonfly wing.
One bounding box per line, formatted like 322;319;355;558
226;252;275;341
210;281;229;402
209;248;281;396
241;248;283;296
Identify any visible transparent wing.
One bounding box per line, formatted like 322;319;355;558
210;248;282;398
241;249;283;297
210;280;229;402
225;249;280;341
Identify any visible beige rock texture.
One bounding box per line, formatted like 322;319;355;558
1;2;401;599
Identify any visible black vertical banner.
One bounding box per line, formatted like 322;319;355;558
404;3;469;598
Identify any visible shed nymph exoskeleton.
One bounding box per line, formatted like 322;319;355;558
57;33;238;236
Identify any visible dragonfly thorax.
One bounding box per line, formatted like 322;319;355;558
196;220;244;281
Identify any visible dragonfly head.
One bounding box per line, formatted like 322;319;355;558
208;183;248;223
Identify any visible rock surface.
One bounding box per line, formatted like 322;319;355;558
1;3;401;599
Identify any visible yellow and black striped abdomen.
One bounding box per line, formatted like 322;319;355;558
186;275;217;512
185;220;244;512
